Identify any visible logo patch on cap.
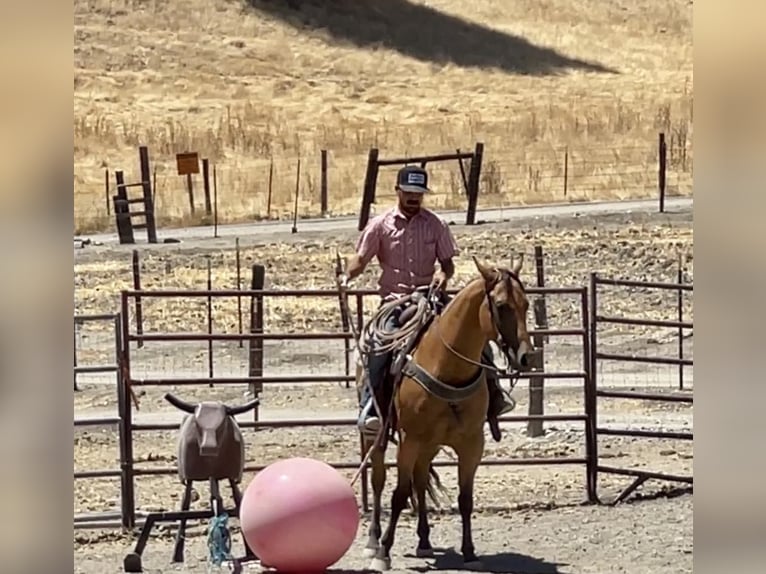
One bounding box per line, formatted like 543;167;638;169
407;172;426;185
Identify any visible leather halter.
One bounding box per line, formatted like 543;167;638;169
484;269;526;368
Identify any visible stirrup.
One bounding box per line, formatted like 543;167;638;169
357;398;381;436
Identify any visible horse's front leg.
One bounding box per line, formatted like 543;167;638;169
370;436;419;572
455;433;484;568
363;440;386;558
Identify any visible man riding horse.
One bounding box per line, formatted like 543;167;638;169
338;165;516;442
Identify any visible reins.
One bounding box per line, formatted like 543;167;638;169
431;271;526;387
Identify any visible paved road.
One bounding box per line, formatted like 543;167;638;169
77;197;693;246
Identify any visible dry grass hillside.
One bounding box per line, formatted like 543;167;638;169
74;0;693;233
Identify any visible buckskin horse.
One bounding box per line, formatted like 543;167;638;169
349;255;534;571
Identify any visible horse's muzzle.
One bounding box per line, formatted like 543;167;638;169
515;340;534;370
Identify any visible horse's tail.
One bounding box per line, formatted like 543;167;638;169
425;463;449;508
409;460;449;511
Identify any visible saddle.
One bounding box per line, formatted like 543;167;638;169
359;289;446;444
387;288;446;378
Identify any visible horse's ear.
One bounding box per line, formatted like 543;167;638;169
472;255;496;283
511;252;524;275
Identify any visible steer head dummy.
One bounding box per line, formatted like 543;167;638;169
164;392;260;484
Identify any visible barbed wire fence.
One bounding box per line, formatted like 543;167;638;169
75;133;693;234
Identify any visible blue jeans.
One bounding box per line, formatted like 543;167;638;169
358;305;403;414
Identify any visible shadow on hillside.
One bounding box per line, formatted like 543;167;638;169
244;0;616;76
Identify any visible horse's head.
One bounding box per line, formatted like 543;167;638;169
472;254;534;372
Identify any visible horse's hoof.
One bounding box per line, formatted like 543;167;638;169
464;559;484;570
416;547;435;558
362;546;378;558
123;553;142;573
370;557;392;571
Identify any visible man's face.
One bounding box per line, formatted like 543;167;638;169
396;188;424;216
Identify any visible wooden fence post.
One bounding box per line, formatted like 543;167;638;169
186;173;195;215
206;256;214;386
138;146;157;243
320;149;328;217
248;264;266;423
105;168;111;216
113;170;134;245
677;255;685;390
266;159;274;219
291;159;301;234
527;245;548;437
465;142;484;225
358;148;379;231
202;158;212;216
658;132;667;213
131;249;143;349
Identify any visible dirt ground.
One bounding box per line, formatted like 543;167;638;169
73;208;693;573
74;492;693;574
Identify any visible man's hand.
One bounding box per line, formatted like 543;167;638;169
336;272;349;288
431;270;448;291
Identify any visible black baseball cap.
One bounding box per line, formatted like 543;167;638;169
396;165;430;194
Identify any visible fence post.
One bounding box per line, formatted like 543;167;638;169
358;148;379;231
677;255;685;391
236;238;243;348
292;159;301;234
586;273;600;502
527;246;547;437
119;292;136;529
213;165;219;237
320;149;328;217
105;168;111;216
465;142;484;225
138;146;157;243
113;171;134;245
658;132;667;213
131;250;143;349
248;264;266;423
266;159;274;219
202;158;212;216
73;319;79;391
186;173;195;215
207;256;214;385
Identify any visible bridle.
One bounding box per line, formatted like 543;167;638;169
434;268;527;378
484;268;526;369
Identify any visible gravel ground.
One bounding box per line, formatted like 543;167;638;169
74;491;693;574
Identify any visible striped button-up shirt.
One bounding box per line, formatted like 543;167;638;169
356;206;459;298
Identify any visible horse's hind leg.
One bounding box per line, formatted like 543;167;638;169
363;439;386;558
455;434;485;568
371;436;420;572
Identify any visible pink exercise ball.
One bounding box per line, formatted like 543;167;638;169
239;457;360;572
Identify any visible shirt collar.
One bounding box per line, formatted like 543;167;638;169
392;205;423;221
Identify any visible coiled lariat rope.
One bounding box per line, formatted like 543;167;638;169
360;288;437;356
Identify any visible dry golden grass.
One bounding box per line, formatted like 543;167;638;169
74;0;693;234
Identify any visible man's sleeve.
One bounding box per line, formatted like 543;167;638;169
355;218;381;265
435;220;459;262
